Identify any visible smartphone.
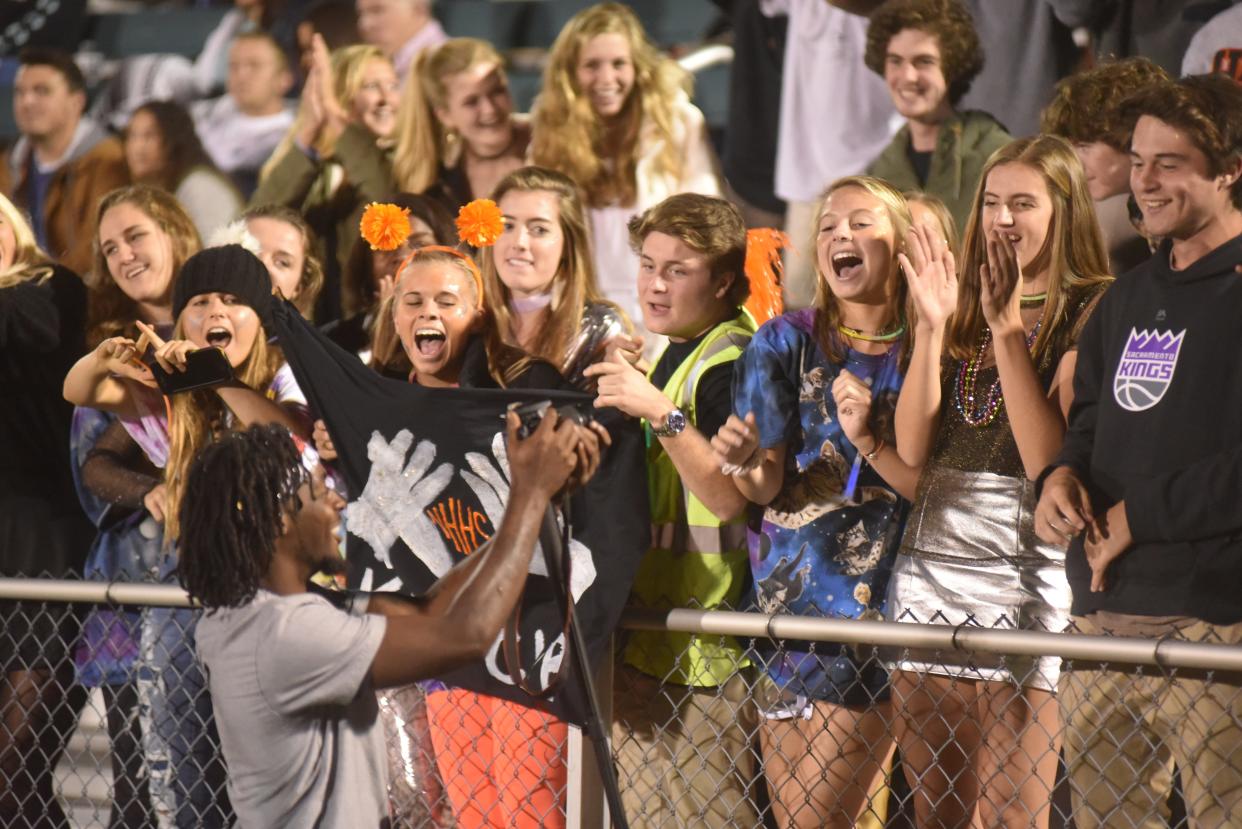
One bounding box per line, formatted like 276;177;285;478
149;347;235;395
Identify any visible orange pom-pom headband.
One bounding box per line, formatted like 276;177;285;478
455;198;504;248
359;201;499;309
359;202;411;251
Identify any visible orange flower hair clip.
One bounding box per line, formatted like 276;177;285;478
744;228;790;325
456;199;504;248
360;202;412;251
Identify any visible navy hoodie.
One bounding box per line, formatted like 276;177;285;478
1055;232;1242;623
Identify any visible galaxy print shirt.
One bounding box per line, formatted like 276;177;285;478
733;309;909;700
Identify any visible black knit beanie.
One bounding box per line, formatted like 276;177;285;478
173;245;273;324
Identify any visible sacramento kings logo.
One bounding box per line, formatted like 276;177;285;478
1113;328;1185;412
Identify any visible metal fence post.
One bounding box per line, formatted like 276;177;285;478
567;634;613;829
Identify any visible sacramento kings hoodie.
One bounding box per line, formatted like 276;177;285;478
1052;232;1242;623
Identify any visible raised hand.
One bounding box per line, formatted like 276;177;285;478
607;333;647;372
898;222;958;331
505;409;580;501
464;424;598;602
979;229;1024;336
134;320;198;376
584;349;671;422
711;413;760;469
313;34;349;144
95;335;157;388
831;369;874;449
295;60;327;148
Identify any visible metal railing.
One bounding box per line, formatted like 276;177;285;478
2;578;1239;828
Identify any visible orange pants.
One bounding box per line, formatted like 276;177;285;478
425;688;567;828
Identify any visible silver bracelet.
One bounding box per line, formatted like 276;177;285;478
721;447;763;476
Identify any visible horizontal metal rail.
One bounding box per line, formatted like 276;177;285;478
4;579;1240;672
620;608;1242;673
0;578;197;608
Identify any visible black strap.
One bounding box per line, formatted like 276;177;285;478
501;505;574;697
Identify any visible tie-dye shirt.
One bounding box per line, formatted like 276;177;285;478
732;308;908;703
119;363;308;468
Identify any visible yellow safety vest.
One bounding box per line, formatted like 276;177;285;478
623;311;755;687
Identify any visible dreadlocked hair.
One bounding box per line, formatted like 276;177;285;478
163;324;284;542
178;423;307;610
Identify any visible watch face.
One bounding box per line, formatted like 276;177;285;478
663;409;687;435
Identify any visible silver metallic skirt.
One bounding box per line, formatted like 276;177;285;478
886;464;1070;691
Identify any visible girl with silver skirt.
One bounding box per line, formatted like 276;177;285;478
887;136;1113;829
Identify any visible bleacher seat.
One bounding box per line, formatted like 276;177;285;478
437;0;528;51
691;61;730;132
87;7;229;59
522;0;718;49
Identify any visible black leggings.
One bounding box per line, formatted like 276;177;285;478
103;682;153;829
0;665;88;829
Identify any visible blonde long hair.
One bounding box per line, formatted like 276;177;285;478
260;45;392;183
371;248;531;387
946;135;1113;363
163;318;282;542
0;193;53;290
391;38;507;194
811;176;915;366
530;2;691;208
479;166;617;365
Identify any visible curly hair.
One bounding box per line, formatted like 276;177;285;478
948;135;1114;362
864;0;984;106
87;186;203;346
530;2;692;208
1041;57;1169;150
1118;73;1242;209
628;192;750;308
178;424;308;610
480;166;623;368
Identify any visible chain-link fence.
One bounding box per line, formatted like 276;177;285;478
3;578;1241;828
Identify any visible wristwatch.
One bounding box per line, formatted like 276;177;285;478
651;408;687;438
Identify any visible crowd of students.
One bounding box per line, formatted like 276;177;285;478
2;0;1242;827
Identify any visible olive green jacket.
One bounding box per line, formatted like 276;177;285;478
865;110;1012;233
250;124;393;319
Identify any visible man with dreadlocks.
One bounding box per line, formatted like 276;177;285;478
180;415;583;829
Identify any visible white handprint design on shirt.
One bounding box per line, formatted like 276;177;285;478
345;429;455;575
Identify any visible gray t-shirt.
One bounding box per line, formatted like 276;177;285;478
196;590;389;828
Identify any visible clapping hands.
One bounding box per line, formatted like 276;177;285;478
898;222;958;332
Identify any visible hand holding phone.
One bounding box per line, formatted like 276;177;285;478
136;320;235;395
